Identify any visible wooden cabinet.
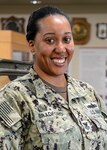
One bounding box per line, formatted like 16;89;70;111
0;30;29;60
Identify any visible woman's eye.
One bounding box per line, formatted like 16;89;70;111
45;38;55;44
63;37;71;44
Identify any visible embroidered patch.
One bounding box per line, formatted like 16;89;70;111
85;102;101;117
0;101;21;128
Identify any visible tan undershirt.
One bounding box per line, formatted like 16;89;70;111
42;79;67;101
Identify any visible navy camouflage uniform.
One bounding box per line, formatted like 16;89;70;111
0;68;107;150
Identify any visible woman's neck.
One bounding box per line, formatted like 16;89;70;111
33;65;67;88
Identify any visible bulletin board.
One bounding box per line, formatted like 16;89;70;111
79;47;107;106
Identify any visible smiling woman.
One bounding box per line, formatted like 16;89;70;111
0;5;107;150
29;14;74;81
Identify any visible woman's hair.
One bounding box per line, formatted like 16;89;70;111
26;5;70;42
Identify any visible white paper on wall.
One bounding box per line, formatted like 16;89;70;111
79;47;107;106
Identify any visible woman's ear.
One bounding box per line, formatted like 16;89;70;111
29;40;35;54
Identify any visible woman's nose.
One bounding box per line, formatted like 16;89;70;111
55;42;66;53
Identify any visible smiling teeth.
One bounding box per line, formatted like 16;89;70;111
52;58;65;64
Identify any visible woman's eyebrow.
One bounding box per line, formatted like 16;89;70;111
43;33;55;37
43;32;72;37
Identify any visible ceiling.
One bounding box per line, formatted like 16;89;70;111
0;0;107;14
0;0;107;5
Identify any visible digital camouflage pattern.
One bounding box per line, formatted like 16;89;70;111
0;68;107;150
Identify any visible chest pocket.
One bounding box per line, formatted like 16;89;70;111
81;103;107;142
69;101;107;143
36;110;74;134
34;109;82;149
85;102;107;131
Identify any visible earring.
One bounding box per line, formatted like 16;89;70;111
31;49;35;55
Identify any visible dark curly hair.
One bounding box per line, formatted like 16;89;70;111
26;5;70;42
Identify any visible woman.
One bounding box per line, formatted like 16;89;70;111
0;6;107;150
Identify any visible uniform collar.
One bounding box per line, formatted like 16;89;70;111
29;68;86;104
67;74;87;100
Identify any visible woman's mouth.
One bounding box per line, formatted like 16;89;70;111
52;57;66;66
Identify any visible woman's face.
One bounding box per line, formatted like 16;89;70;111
29;15;74;76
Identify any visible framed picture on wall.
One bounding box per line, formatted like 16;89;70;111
71;18;91;45
96;23;107;39
1;16;25;33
